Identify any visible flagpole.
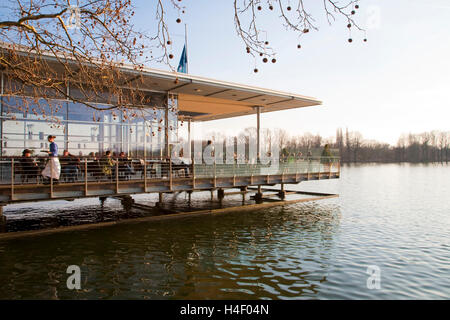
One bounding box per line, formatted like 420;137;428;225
185;24;189;74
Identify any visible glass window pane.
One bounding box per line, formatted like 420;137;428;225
1;97;66;156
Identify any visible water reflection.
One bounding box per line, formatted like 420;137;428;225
2;163;449;299
0;201;340;299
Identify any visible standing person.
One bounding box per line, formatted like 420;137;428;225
321;144;333;172
204;140;215;163
41;135;61;183
306;150;313;172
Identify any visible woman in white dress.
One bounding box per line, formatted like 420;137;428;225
41;135;61;183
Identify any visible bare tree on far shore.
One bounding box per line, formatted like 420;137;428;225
203;127;450;164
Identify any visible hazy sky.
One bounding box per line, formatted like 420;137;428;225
134;0;450;145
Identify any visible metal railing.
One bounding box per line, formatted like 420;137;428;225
193;157;340;178
0;156;340;186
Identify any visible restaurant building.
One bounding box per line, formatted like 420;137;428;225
0;49;340;222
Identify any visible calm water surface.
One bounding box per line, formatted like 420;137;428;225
0;163;449;299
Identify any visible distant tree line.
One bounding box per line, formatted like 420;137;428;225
291;128;450;163
206;127;450;164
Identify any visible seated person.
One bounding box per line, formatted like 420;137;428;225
118;152;134;180
100;151;115;180
60;150;80;182
87;152;101;180
172;149;191;177
19;149;39;183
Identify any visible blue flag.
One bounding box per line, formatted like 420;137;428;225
177;45;187;73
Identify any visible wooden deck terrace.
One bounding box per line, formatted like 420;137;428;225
0;156;340;210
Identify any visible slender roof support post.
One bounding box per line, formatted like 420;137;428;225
256;106;261;162
143;120;147;159
11;158;14;201
65;81;70;150
84;159;88;196
165;97;170;159
188;118;191;159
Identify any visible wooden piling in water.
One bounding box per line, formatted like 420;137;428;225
217;188;224;200
253;185;263;203
156;192;163;208
279;183;286;199
241;186;247;203
99;196;107;208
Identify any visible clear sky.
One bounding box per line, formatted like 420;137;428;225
134;0;450;145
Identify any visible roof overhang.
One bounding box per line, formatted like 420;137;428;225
115;66;322;121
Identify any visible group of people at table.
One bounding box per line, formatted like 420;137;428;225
16;135;188;184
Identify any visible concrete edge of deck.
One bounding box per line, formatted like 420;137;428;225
0;191;338;241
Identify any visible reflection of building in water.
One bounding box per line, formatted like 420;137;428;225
0;95;178;157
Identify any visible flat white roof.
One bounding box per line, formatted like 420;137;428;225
119;66;322;121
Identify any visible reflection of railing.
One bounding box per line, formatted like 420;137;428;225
0;156;340;187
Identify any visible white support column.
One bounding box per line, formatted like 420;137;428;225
144;120;147;159
187;118;192;160
65;81;70;150
256;106;261;162
165;97;170;158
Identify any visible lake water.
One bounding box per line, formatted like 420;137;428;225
0;163;449;299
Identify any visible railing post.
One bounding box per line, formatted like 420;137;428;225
307;158;310;180
338;158;341;177
250;160;253;185
213;160;216;188
144;160;147;192
50;157;54;198
11;158;14;201
192;155;196;189
84;158;88;196
116;158;119;194
233;161;236;187
169;157;172;191
329;157;332;179
318;157;321;180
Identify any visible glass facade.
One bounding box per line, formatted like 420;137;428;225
0;95;178;157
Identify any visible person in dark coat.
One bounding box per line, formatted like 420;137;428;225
19;149;39;183
60;150;80;182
